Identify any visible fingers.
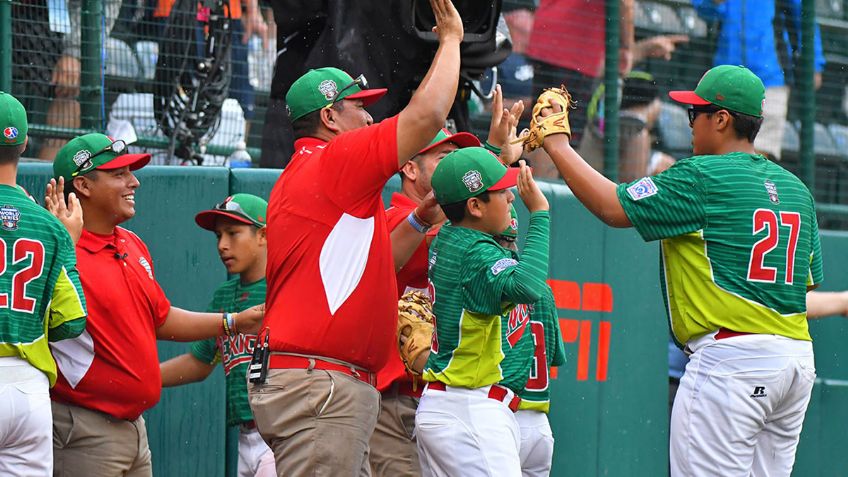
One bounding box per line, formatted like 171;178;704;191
492;84;503;115
429;0;446;19
510;100;525;121
668;34;690;44
68;193;81;218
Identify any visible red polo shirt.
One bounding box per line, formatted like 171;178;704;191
264;116;400;372
376;193;439;392
526;0;606;78
50;227;171;420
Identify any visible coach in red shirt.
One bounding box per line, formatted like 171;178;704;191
250;1;464;475
48;133;264;477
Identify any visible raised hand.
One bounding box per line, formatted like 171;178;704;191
415;191;446;227
430;0;463;43
516;160;549;213
45;177;83;244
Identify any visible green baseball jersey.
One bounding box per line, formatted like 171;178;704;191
616;153;823;345
423;211;551;393
0;185;87;385
518;285;566;413
191;277;265;426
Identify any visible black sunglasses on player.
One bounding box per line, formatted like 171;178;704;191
71;140;128;177
324;74;368;107
687;106;739;127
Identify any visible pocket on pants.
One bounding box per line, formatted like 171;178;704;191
52;404;76;448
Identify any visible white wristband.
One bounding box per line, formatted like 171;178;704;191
407;211;431;234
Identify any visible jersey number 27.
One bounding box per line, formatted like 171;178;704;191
747;209;801;285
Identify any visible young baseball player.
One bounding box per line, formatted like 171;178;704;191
416;148;549;477
493;205;566;477
530;65;822;476
160;193;274;477
0;92;87;476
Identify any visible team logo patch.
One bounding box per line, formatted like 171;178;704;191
462;170;484;194
490;258;518;276
626;177;658;201
318;80;338;101
0;204;21;231
138;256;154;280
764;180;779;204
750;386;767;398
3;127;18;142
508;217;518;233
73;150;92;167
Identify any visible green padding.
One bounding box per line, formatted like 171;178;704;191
808;232;848;381
229;168;281;200
795;379;822;475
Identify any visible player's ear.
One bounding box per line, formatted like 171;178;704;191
400;160;418;182
255;226;267;246
715;110;732;133
320;106;341;134
71;176;93;199
466;197;484;219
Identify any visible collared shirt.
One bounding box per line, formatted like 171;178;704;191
376;192;439;392
264;116;400;371
51;227;171;420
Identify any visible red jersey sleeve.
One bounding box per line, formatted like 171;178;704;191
320;116;400;216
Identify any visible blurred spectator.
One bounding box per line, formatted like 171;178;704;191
499;1;537;110
580;71;677;182
38;0;122;161
525;0;635;146
693;0;825;161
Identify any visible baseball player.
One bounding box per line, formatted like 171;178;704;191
0;92;87;475
417;149;549;477
249;1;465;475
160;193;274;477
493;205;566;477
528;65;822;476
48;133;265;476
372;84;524;477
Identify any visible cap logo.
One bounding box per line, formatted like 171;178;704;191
3;127;18;141
715;93;725;101
318;80;338;101
0;204;21;231
462;170;484;194
509;217;518;232
764;180;779;204
73;150;92;167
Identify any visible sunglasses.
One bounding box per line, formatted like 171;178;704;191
71;140;128;177
324;74;368;108
687;107;739;127
215;199;263;227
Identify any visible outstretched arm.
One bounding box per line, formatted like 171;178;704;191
806;290;848;319
161;353;215;387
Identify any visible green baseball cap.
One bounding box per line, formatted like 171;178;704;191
431;147;519;205
286;67;387;121
498;205;519;239
195;193;268;230
0;92;27;147
417;128;480;155
669;65;765;118
53;133;150;181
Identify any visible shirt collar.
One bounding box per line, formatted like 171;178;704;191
390;192;418;209
78;228;120;253
293;137;328;156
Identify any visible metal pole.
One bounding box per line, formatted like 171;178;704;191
603;0;621;182
798;0;816;189
80;0;103;130
0;0;11;92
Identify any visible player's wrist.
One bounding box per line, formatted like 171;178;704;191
221;312;238;337
408;210;432;234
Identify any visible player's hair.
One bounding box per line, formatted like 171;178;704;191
0;144;26;164
729;112;763;143
291;102;345;140
442;191;491;223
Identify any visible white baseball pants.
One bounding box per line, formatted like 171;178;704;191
516;409;554;477
0;357;52;477
670;333;816;477
416;385;522;477
239;427;277;477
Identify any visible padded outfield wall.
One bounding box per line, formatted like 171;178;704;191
17;164;848;476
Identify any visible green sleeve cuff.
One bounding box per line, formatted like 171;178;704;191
48;316;86;342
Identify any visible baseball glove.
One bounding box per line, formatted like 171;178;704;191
397;291;435;376
512;85;574;151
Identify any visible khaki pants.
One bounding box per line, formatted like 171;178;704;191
52;401;152;477
369;392;420;477
248;368;380;477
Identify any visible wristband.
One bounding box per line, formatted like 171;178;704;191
227;312;237;335
407;211;431;234
222;313;231;337
483;140;502;155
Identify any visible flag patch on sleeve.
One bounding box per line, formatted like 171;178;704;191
626;177;658;201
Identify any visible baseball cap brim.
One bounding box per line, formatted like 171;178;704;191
346;88;387;107
668;90;712;106
418;132;480;155
488;167;520;192
195;210;256;231
96;153;151;171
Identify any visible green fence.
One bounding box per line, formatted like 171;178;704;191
16;164;848;476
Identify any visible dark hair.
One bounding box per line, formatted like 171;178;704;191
0;144;26;164
291;102;345;140
441;191;491;223
620;74;659;111
729;112;763;143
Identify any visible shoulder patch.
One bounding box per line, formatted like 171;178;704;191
490;258;518;276
626;177;658;201
0;204;20;231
